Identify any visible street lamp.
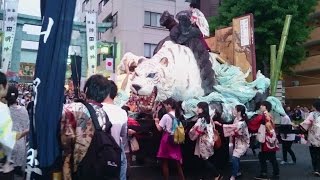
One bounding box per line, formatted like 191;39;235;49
97;37;117;75
100;46;109;55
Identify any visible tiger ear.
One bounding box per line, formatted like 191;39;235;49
160;57;168;67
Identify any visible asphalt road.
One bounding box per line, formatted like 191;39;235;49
129;144;319;180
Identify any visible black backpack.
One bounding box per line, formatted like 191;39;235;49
72;100;122;180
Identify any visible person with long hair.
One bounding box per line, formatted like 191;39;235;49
191;102;222;180
154;98;185;180
229;105;250;180
5;86;29;177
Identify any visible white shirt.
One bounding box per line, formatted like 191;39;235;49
280;115;295;141
0;101;16;173
159;111;175;133
102;103;128;149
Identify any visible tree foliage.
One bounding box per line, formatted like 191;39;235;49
209;0;318;74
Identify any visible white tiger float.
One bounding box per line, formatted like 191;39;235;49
117;40;272;121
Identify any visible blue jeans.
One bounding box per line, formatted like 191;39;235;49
120;145;127;180
231;156;240;177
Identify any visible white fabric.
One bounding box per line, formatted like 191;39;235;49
0;101;16;173
130;41;204;101
102;103;128;148
193;118;215;160
159;111;175;133
300;111;320;147
233;120;250;158
191;8;210;37
257;124;266;143
10;105;29;168
280;115;295;141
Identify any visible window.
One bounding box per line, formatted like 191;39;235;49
103;14;112;23
97;32;102;40
144;11;161;27
112;12;118;28
98;0;103;14
144;43;157;58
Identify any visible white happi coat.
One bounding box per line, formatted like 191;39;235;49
300;111;320;147
223;118;250;158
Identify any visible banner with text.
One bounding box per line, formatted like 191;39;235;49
86;11;97;77
1;0;19;73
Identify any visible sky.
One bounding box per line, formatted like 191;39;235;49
17;0;80;53
18;0;40;16
17;0;41;49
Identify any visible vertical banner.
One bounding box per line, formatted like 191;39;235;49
86;11;97;77
232;14;256;81
1;0;19;73
25;0;77;179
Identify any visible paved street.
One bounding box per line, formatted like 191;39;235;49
130;144;319;180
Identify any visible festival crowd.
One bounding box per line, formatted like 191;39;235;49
1;70;320;180
1;2;320;180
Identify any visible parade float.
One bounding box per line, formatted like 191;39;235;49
116;10;289;121
114;9;291;166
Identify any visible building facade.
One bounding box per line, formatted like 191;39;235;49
199;0;221;18
76;0;189;58
284;1;320;107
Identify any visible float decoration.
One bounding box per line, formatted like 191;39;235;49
116;10;288;122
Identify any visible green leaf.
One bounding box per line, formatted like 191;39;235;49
208;0;318;74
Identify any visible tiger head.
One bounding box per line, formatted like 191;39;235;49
130;57;174;102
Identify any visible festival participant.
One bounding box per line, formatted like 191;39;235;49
0;72;28;180
102;80;128;180
5;86;30;177
121;105;140;179
300;100;320;176
189;3;210;37
190;102;222;180
60;74;110;180
211;112;229;177
302;107;310;120
189;3;211;51
251;101;280;180
279;114;296;165
154;98;185;180
228;105;250;180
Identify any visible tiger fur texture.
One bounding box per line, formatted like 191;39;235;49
125;41;209;101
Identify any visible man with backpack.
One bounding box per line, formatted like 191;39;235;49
60;75;121;180
102;80;128;180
